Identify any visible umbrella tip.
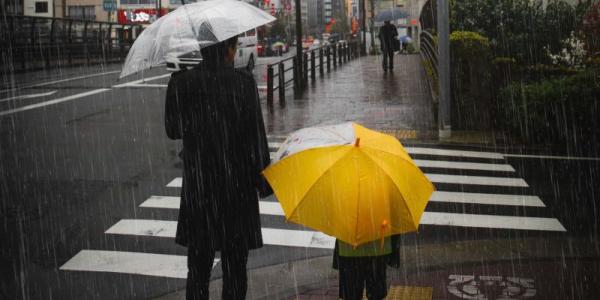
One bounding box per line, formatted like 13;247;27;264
354;138;360;147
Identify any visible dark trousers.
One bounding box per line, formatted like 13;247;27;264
186;245;249;300
338;256;387;300
382;47;394;70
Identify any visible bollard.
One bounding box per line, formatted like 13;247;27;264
338;44;343;65
310;50;316;81
326;47;331;72
303;52;309;87
293;57;299;93
319;48;324;76
333;45;337;68
278;62;285;104
267;65;274;104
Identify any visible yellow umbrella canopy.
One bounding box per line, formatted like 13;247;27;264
262;122;434;246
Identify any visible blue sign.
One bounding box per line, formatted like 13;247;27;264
103;0;117;11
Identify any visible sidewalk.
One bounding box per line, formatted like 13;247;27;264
153;237;599;300
263;53;437;140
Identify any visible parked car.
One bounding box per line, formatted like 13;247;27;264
166;29;257;72
257;40;267;57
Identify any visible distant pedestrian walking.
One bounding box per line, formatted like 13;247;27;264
164;35;272;300
378;20;398;71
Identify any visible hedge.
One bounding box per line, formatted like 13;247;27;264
497;68;600;150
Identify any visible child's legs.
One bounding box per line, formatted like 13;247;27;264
338;256;366;300
365;256;387;300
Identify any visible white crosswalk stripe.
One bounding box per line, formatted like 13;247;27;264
60;135;567;279
60;250;218;279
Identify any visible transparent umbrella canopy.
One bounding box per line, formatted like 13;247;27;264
120;0;276;78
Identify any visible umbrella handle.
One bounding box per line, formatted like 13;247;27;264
354;138;360;147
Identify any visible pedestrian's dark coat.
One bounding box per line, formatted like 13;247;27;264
164;63;272;251
378;23;399;51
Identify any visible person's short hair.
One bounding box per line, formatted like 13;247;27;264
384;20;390;25
200;35;239;63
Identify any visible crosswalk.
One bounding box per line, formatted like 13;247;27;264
60;135;567;280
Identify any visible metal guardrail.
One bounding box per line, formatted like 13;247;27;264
419;30;438;79
266;40;361;105
0;15;143;73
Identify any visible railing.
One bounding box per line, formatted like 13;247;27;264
0;15;143;73
419;30;439;105
419;30;438;79
266;40;361;105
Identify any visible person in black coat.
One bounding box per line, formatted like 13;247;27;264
164;35;272;300
378;20;398;71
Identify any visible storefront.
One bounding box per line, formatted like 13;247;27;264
117;8;169;24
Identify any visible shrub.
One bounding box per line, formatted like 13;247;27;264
450;31;493;129
497;69;600;150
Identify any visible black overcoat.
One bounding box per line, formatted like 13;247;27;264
164;63;271;251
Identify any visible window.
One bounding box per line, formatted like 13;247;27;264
121;0;156;4
35;2;48;13
68;6;96;20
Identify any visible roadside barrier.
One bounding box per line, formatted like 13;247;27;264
266;40;361;105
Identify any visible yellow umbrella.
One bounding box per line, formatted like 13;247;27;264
262;122;434;246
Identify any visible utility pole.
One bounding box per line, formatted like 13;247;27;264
295;0;303;88
360;0;366;55
437;0;451;138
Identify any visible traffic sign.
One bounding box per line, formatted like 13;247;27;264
103;0;116;12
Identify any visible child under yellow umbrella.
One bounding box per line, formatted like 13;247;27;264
262;122;434;299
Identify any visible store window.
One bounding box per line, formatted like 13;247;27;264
35;2;48;13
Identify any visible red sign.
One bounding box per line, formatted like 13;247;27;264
118;8;168;24
411;19;418;25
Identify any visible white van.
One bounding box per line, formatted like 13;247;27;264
166;29;257;72
234;29;257;70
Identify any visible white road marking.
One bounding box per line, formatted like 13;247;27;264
268;142;282;150
123;83;168;88
141;191;545;212
426;174;528;187
113;73;171;88
140;196;180;209
167;173;529;188
503;153;600;161
0;90;57;103
420;212;566;232
404;147;504;160
413;160;515;172
430;191;545;207
105;219;336;249
0;89;110;117
166;178;182;187
1;70;121;92
60;250;218;279
139;198;563;232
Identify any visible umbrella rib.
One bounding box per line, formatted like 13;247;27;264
358;150;422;230
285;147;354;224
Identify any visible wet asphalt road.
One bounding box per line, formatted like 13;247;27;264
1;59;599;299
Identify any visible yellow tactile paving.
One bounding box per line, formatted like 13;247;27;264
379;129;418;140
385;285;433;300
356;285;433;300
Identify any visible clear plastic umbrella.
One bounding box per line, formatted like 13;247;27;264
120;0;276;78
